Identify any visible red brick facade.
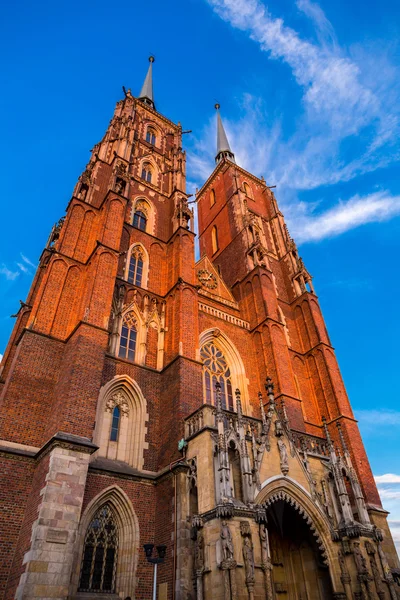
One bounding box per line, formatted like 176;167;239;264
0;81;397;600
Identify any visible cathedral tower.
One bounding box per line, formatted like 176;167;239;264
0;62;398;600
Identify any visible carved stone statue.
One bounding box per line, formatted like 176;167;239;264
221;520;234;561
275;419;284;437
242;537;255;584
195;530;205;572
278;439;289;475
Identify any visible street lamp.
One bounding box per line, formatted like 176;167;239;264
143;543;167;600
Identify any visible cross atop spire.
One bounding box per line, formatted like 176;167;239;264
215;103;235;165
139;56;155;109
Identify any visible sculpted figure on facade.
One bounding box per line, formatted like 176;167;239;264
221;520;234;562
278;438;289;475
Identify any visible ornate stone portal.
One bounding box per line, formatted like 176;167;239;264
182;377;399;600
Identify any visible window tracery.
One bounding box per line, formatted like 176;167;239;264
110;406;120;441
127;248;144;286
141;163;152;183
118;312;137;361
200;342;234;411
133;210;147;231
146;127;156;145
79;503;118;593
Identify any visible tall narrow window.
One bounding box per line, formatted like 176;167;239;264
79;503;118;593
210;189;216;207
141;163;152;183
243;182;252;198
146;127;156;145
133;210;147;231
200;342;234;410
118;313;137;361
211;225;219;254
110;406;120;441
127;248;144;286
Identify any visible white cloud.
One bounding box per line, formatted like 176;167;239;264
206;0;395;137
0;264;19;281
17;262;29;274
287;191;400;244
296;0;337;48
356;409;400;428
20;254;36;269
375;474;400;484
192;1;400;243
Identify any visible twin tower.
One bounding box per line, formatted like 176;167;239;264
0;57;398;600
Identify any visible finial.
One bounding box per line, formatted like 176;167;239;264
215;104;236;165
265;377;275;403
235;389;243;424
149;55;155;63
322;416;334;450
215;381;223;422
336;421;350;455
258;392;267;425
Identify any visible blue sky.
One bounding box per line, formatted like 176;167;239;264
1;0;399;547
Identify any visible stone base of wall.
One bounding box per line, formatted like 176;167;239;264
16;434;97;600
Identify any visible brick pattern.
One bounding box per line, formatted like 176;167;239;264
0;91;390;599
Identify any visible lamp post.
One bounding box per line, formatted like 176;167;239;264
143;543;167;600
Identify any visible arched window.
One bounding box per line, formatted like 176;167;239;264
133;210;147;231
127;248;143;286
200;342;233;410
118;313;137;361
146;127;156;145
79;503;118;593
210;189;216;207
110;406;120;441
141;163;152;183
211;225;219;254
243;182;252;198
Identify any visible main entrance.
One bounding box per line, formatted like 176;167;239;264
266;500;333;599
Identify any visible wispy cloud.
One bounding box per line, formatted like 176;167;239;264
374;473;400;552
356;409;400;428
0;253;36;281
206;0;397;138
0;264;19;281
296;0;337;49
288;191;400;243
20;254;36;269
375;474;400;484
193;0;400;243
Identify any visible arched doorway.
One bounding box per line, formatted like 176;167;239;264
265;499;333;599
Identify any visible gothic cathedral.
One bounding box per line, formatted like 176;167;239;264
0;58;399;600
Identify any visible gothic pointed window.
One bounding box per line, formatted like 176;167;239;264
146;127;156;145
133;210;147;231
200;342;234;411
127;248;143;286
141;163;152;183
110;406;120;441
210;189;216;207
79;503;118;593
118;313;137;361
211;225;219;254
243;182;252;199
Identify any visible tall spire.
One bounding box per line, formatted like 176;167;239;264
139;56;155;109
215;103;235;164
